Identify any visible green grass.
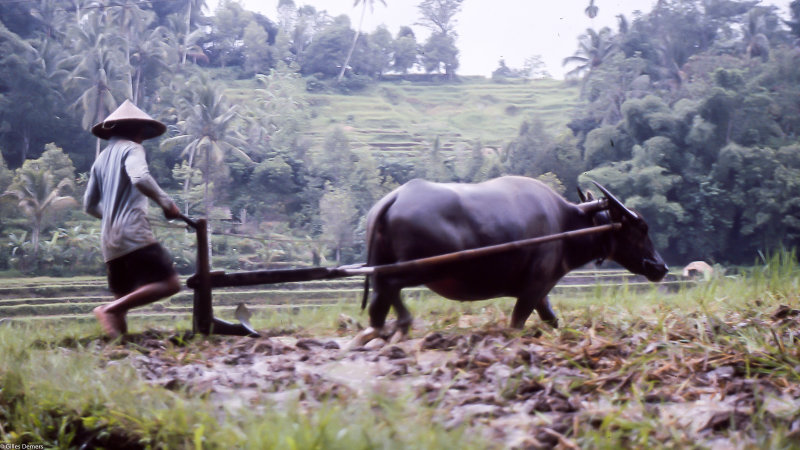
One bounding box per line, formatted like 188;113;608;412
0;319;482;449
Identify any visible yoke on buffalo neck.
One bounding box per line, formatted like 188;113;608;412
576;198;607;215
561;199;616;271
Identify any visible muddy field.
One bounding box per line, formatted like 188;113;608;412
92;304;800;449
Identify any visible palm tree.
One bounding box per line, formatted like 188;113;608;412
178;0;209;65
744;9;770;62
250;69;311;159
585;0;598;19
562;27;617;80
0;23;59;163
184;0;207;38
337;0;386;82
319;185;357;263
30;0;68;41
32;36;71;87
3;164;77;263
66;0;96;26
104;0;152;33
654;36;687;91
160;77;250;217
62;11;129;156
128;26;171;104
163;13;208;66
103;0;155;97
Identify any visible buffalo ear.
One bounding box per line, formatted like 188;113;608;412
586;190;595;201
577;187;587;203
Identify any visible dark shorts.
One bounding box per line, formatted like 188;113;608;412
107;243;177;297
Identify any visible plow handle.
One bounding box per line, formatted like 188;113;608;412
180;215;259;337
177;213;198;229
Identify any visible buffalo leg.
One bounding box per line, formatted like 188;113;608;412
534;296;558;328
344;287;395;350
368;281;413;337
510;297;536;329
391;294;413;334
511;288;558;329
367;280;397;329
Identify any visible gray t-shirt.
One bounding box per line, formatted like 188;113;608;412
84;138;173;262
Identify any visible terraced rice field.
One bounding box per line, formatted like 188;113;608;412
228;78;581;162
307;79;580;157
0;269;690;324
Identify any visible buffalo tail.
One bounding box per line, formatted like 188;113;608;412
360;189;397;311
361;276;370;310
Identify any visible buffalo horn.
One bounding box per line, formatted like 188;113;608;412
592;181;639;220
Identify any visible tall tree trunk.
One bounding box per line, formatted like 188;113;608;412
133;68;141;105
186;1;192;43
126;33;133;101
202;149;213;260
182;1;192;65
203;149;210;218
94;83;105;157
183;147;197;214
32;212;41;262
22;129;30;161
337;3;367;82
726;118;733;144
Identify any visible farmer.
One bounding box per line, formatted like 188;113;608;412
84;100;181;338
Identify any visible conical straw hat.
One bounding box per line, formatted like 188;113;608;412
91;99;167;140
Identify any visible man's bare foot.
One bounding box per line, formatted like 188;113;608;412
93;305;127;338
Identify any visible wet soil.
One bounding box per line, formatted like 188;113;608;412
99;308;800;449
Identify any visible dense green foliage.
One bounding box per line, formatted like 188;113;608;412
566;1;800;263
0;0;799;276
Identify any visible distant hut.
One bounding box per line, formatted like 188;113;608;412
682;261;714;280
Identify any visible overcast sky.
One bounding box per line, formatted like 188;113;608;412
208;0;790;79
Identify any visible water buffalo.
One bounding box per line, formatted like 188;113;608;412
360;175;668;338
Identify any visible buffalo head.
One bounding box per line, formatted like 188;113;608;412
583;182;669;282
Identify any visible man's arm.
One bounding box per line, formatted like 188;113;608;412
125;146;180;219
83;166;102;219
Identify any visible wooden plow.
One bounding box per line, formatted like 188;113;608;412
179;215;621;337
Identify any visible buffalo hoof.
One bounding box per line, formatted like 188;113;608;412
341;320;410;353
342;326;380;352
388;329;406;344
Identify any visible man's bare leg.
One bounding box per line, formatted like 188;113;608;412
95;275;181;338
94;304;127;338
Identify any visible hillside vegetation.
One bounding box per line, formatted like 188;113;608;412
2;0;800;276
